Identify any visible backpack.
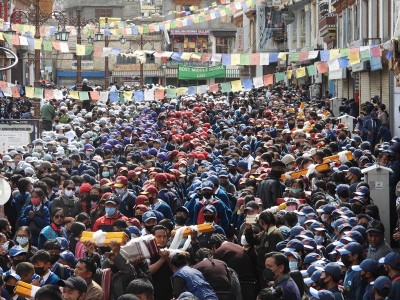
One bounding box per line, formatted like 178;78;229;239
197;200;220;225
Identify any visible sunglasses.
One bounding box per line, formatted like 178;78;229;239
54;215;65;219
65;187;75;191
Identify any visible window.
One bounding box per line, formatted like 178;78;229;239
95;9;113;19
216;37;233;54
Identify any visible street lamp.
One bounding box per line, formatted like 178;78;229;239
10;0;59;89
55;28;70;42
87;35;94;44
128;34;155;87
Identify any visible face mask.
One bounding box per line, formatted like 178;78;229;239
288;123;295;130
291;188;302;194
145;225;155;232
105;207;117;216
4;284;15;295
16;236;29;246
35;145;43;151
351;203;362;214
204;215;214;223
61;142;68;147
89;194;100;202
263;267;276;281
179;167;187;174
31;197;41;206
315;235;324;245
50;254;60;264
202;192;213;200
341;255;351;267
115;188;126;195
34;266;46;276
86;151;94;157
102;172;110;177
64;189;75;198
1;241;9;251
317;277;326;289
175;215;187;225
289;260;298;271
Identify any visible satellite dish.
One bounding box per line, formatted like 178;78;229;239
0;178;11;205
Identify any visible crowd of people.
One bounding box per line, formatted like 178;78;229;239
0;81;398;300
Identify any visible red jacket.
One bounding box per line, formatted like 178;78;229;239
92;212;129;232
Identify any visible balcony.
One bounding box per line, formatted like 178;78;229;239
319;13;337;42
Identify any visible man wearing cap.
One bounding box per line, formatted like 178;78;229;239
113;176;137;218
257;161;285;209
58;276;87;300
241;145;254;170
193;181;230;232
338;242;365;300
154;173;180;214
380;252;400;299
218;170;236;196
351;259;380;300
367;220;392;260
92;195;129;232
227;160;242;189
317;262;344;300
142;186;174;222
346;167;362;196
41;99;56;131
371;276;392;300
4;273;25;300
5;245;28;278
70;154;88;176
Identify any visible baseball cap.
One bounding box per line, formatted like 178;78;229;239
58;276;87;293
379;252;400;270
281;154;295;165
176;206;189;214
317;204;336;215
366;220;385;234
352;259;380;273
338;242;363;255
154;173;168;183
142;211;157;223
203;205;216;214
347;167;362;177
105;195;119;205
244;201;259;212
282;239;304;252
141;186;159;195
336;184;349;194
4;273;21;281
370;276;392;293
319;262;342;280
9;246;28;257
114;176;128;188
201;180;214;191
303;238;317;250
304;253;322;265
309;288;334;300
304;269;322;285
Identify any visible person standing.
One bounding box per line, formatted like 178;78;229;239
40;99;57;131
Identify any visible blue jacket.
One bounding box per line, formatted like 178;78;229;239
19;205;50;246
38;225;68;250
151;200;174;222
193;198;230;232
42;271;60;286
173;266;218;300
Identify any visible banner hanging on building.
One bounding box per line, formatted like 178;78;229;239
178;65;226;79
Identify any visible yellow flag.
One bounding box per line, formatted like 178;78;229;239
69;91;79;100
278;52;287;61
176;87;188;96
180;52;192;60
0;32;3;41
231;80;242;92
287;70;293;79
34;39;42;50
76;44;85;56
329;49;340;60
123;91;133;99
296;67;306;78
25;87;34;98
231;54;241;66
220;9;227;16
